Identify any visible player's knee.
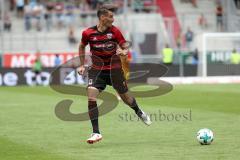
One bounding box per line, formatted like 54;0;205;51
87;86;99;101
88;97;97;102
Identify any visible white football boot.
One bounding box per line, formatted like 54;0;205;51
138;110;152;126
87;133;103;144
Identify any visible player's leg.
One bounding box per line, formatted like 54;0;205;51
118;91;152;126
111;69;152;125
86;86;103;144
118;92;139;113
86;69;106;144
87;86;100;134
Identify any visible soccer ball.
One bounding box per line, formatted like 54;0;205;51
197;128;214;145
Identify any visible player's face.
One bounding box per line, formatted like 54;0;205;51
102;11;114;28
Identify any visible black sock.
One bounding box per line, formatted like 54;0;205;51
88;101;100;134
130;98;143;115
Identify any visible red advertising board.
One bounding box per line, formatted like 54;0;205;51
3;52;79;68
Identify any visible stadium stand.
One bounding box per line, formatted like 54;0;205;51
0;0;240;78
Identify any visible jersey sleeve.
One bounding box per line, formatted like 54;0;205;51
81;30;89;46
114;28;126;46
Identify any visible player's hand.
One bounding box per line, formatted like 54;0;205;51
116;47;128;56
77;65;85;75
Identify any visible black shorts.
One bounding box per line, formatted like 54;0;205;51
88;68;128;94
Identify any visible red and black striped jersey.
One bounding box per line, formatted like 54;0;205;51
81;25;126;70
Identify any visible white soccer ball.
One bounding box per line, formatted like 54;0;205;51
197;128;214;145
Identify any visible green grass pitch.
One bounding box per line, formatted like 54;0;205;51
0;84;240;160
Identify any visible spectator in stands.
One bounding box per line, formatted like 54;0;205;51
79;0;90;27
89;0;98;10
198;13;208;29
4;12;12;32
65;1;75;27
176;31;183;49
162;44;174;65
230;49;240;64
191;48;199;65
216;2;224;31
32;2;44;31
68;26;77;45
16;0;25;18
132;0;143;12
143;0;154;13
185;27;194;50
10;0;15;11
191;0;197;8
114;0;124;14
55;1;65;29
54;54;62;66
24;4;32;31
44;2;54;31
234;0;240;9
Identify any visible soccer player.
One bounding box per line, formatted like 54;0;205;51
77;4;152;144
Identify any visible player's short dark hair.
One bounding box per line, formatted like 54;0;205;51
97;4;116;19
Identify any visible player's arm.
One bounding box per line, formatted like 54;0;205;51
79;43;86;66
114;27;130;56
77;43;86;75
77;30;89;75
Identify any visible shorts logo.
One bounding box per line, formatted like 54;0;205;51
88;79;93;85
